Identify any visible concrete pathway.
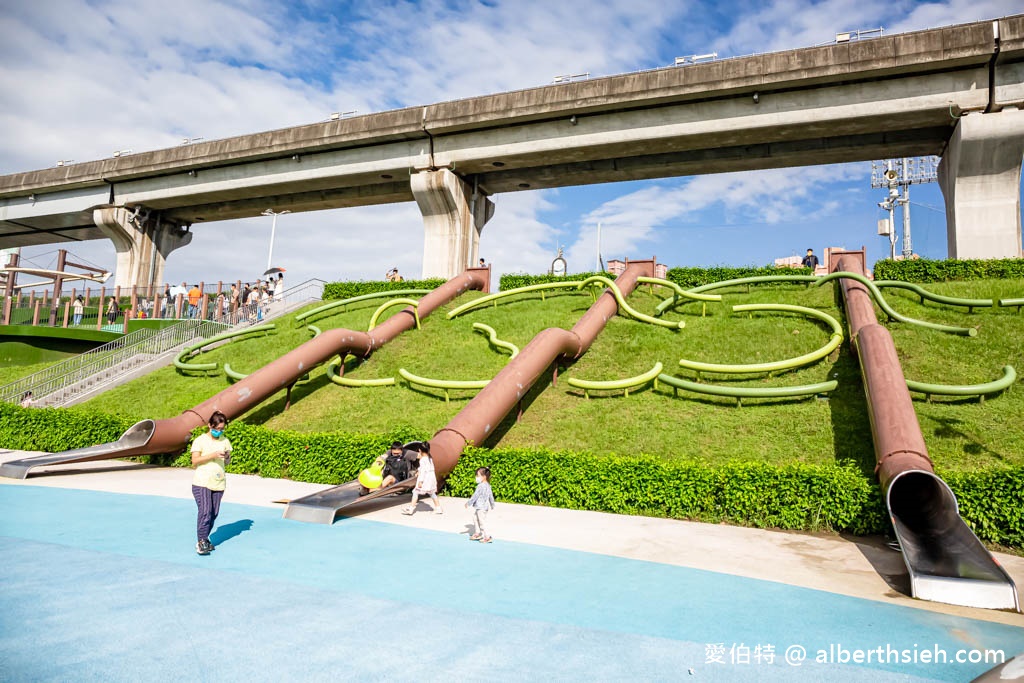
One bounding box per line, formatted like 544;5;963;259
2;452;1023;683
3;451;1022;628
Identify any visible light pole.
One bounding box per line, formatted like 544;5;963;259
261;209;290;269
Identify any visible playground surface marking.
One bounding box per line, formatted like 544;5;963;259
1;455;1022;682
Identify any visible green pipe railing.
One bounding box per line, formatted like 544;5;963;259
658;373;838;407
175;323;275;373
815;271;978;337
576;276;685;329
446;281;590;319
306;324;322;338
999;297;1024;311
326;357;396;387
638;276;721;318
906;365;1016;403
472;322;519;359
677;304;842;376
367;298;420;331
567;362;663;398
654;275;819;315
397;368;489;403
295;289;432;323
874;281;994;312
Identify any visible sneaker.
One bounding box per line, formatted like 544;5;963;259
434;507;444;515
203;539;215;552
401;506;414;515
470;533;483;541
479;537;493;544
196;541;210;556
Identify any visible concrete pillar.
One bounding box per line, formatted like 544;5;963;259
938;109;1024;259
93;207;192;291
410;169;495;279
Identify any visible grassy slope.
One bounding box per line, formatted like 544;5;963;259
81;278;1024;472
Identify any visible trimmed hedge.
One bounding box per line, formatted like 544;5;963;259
499;271;611;291
2;403;1020;547
321;278;445;301
873;257;1024;283
666;265;812;289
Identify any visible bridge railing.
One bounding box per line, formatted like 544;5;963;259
0;278;325;407
1;277;324;330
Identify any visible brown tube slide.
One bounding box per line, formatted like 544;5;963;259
0;269;489;479
430;259;657;477
834;251;1018;611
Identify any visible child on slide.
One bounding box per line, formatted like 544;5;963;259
402;443;443;515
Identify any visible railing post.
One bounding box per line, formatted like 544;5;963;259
97;286;105;330
2;295;11;326
32;299;42;326
63;300;70;328
123;309;131;334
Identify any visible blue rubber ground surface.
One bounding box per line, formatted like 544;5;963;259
0;485;1021;682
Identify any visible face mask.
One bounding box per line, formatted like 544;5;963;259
475;476;483;483
211;429;224;438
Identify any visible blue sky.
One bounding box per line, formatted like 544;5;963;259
1;0;1021;286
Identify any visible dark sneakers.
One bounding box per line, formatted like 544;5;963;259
196;539;215;555
205;539;215;552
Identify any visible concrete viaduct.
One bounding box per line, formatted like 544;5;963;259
1;15;1023;288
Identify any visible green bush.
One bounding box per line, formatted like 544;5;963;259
873;257;1024;283
322;279;446;301
499;272;611;291
666;265;812;289
4;403;1021;547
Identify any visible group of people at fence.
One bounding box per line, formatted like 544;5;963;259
155;274;285;324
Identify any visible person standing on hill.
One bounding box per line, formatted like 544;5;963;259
801;248;819;271
105;296;119;325
187;284;202;318
190;411;232;556
72;296;84;326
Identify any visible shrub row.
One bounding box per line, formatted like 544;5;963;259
322;278;446;301
2;403;1020;547
499;271;611;291
873;257;1024;283
666;265;812;288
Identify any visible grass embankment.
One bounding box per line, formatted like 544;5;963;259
82;277;1024;473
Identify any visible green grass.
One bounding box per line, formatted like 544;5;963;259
80;278;1024;473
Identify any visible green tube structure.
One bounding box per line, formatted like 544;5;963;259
446;281;589;319
815;271;977;337
998;297;1024;311
875;281;994;311
307;324;322;338
295;289;432;323
397;367;488;403
636;276;721;302
576;276;685;329
175;323;276;373
472;322;519;359
654;274;819;315
567;362;663;398
658;373;838;407
677;304;842;376
325;357;396;387
368;298;420;331
906;365;1016;403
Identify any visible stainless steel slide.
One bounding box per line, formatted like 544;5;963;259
888;471;1020;611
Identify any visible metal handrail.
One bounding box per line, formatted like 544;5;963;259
2;278;324;407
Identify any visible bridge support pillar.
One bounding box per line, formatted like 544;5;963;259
939;109;1024;259
411;169;494;279
94;208;192;294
